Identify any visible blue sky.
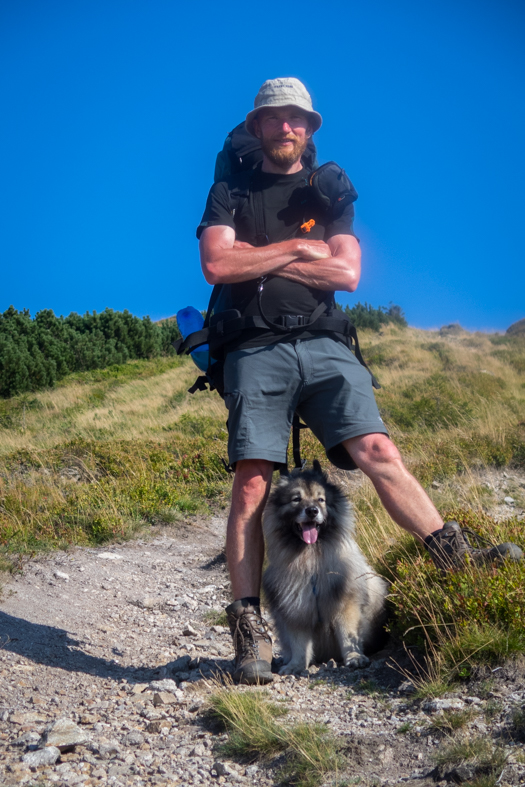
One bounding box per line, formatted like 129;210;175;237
1;0;524;332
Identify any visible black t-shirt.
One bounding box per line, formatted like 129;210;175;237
197;166;356;349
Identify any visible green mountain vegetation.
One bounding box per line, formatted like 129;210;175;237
339;301;408;331
0;313;524;686
0;305;180;398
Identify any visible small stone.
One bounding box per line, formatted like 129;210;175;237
12;731;41;747
169;655;191;673
10;711;48;724
431;481;441;489
145;720;163;733
213;760;237;777
22;746;61;768
98;552;124;560
423;698;465;713
79;713;99;725
327;659;337;669
97;741;121;759
245;765;259;777
398;681;416;695
149;679;179;693
54;571;69;581
450;763;476;781
188;700;204;712
182;623;198;636
504;496;515;505
124;731;144;746
39;718;89;751
190;744;207;757
464;696;482;705
152;692;179;707
130;683;149;694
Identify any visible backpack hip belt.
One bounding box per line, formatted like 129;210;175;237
174;305;380;390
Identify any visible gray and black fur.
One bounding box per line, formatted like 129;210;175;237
262;460;388;674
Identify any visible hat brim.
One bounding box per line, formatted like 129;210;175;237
245;104;322;137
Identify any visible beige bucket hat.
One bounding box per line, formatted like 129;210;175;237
245;77;322;137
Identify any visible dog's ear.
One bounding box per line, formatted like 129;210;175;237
312;459;323;475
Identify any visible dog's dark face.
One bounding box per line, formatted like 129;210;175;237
266;460;350;547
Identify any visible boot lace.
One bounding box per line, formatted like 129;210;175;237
440;526;497;553
232;611;271;660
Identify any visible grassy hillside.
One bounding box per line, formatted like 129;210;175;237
1;324;524;678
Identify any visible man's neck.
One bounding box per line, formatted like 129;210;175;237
261;155;303;175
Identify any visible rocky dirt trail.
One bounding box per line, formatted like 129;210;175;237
1;496;525;787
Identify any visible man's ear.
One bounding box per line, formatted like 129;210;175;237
305;123;313;139
252;118;262;140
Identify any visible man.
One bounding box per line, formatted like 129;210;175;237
197;78;522;685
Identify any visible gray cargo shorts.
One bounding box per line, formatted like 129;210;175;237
223;335;388;470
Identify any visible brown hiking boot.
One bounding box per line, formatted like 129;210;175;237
426;521;523;571
225;600;273;685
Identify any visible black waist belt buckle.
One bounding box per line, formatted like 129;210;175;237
275;314;306;328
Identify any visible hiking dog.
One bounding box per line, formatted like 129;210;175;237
262;461;388;674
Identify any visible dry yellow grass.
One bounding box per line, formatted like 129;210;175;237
0;357;224;455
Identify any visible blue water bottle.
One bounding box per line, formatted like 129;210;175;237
176;307;209;372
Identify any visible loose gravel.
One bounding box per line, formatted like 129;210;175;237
1;509;525;787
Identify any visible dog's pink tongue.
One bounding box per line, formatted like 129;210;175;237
301;524;318;544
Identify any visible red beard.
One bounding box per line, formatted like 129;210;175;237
260;132;308;168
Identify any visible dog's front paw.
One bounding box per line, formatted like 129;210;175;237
345;653;369;670
279;662;305;676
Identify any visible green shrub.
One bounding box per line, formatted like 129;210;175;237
0;435;229;553
0;305;181;398
337;301;407;331
383;509;525;670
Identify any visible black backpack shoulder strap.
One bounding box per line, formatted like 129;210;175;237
249;167;269;247
227;170;252;221
203;284;222;327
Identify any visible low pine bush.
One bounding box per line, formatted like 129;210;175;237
337;301;407;331
0;305;181;398
383;508;525;673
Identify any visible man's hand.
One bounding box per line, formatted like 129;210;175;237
278;234;361;292
294;239;331;260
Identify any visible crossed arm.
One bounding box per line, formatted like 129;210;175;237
199;225;361;293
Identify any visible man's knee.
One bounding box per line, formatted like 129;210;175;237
232;459;274;508
343;433;402;472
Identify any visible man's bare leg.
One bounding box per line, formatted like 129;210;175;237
343;432;523;568
343;433;443;541
226;458;274;599
225;458;275;685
